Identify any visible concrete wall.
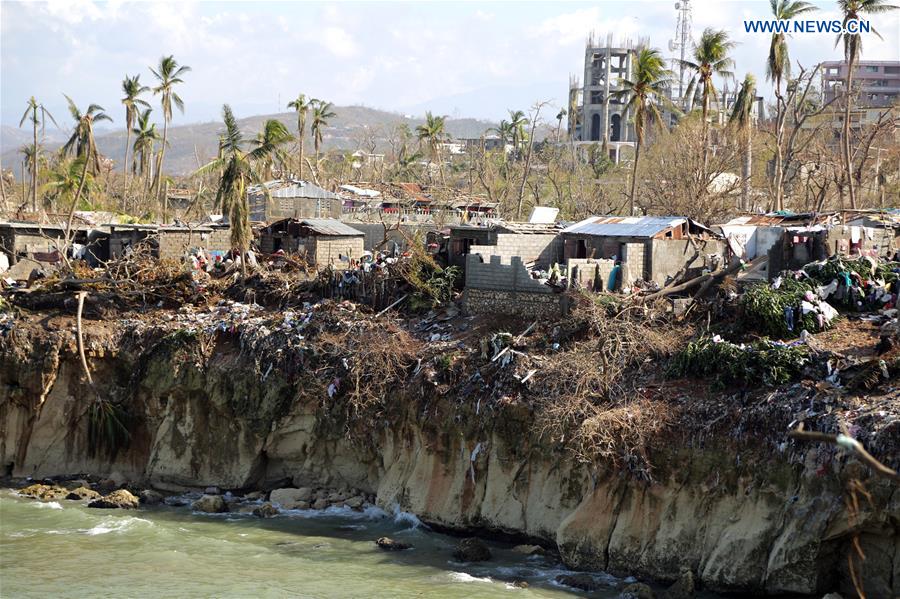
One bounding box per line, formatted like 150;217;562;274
649;239;726;285
251;196;341;222
157;229;231;259
621;242;646;287
566;258;616;291
299;236;364;269
0;229;66;261
346;223;438;252
465;255;555;293
468;233;563;270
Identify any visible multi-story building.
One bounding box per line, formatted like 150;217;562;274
569;35;648;162
822;60;900;108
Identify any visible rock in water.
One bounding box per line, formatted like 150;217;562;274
375;537;411;551
192;494;228;513
88;489;140;509
452;538;492;562
139;489;164;505
65;487;101;501
18;484;68;501
253;502;279;518
556;574;600;591
312;498;329;510
512;544;545;556
269;487;313;509
620;582;656;599
344;495;364;509
662;569;695;599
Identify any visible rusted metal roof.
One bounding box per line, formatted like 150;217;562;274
562;216;685;238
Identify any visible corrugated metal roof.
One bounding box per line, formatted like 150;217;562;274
561;216;685;238
300;219;365;237
248;179;339;200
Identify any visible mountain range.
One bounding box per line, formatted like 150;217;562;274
1;105;503;178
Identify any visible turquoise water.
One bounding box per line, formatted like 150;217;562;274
0;490;630;598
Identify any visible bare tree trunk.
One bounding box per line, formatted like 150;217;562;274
153;118;169;200
32;120;38;212
842;57;857;208
773;77;785;211
700;90;710;184
0;153;7;212
742;126;752;211
123;125;132;209
64;146;93;259
298;121;305;180
516;103;545;220
629;138;641;216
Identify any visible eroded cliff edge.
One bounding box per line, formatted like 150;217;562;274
0;307;897;597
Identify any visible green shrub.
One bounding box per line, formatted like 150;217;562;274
667;336;809;388
739;279;824;338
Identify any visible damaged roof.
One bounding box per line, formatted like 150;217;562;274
299;219;365;237
248;179;339;200
562;216;686;238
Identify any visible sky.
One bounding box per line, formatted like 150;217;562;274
1;0;898;129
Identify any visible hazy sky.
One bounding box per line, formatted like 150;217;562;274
2;0;898;128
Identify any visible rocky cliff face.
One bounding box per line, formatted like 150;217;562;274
1;318;897;597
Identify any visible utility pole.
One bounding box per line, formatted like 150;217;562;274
669;0;692;107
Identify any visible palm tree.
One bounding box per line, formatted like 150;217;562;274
19;144;40;206
680;28;735;178
121;74;150;193
416;111;448;185
555;108;567;142
612;47;675;215
197;105;258;277
60;97;110;246
132;108;161;198
287;94;316;179
150;55;190;198
508;109;528;152
767;0;817;209
43;157;96;213
310;100;336;168
250;119;293;180
729;74;757;212
61;95;112;171
19;97;58;211
836;0;898;208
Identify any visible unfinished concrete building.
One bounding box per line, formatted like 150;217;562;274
570;35;646;162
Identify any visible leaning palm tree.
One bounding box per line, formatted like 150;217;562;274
767;0;817;209
19;97;58;211
150;55;190;198
121;74;150;193
61;95;112;172
416;111;448;185
555;108;567;142
729;73;757;212
43;157;96;213
612;47;676;215
132;108;161;199
310;100;336;168
60;98;110;248
197;105;257;277
836;0;898;208
680;28;735;177
287;93;316;179
249;119;293;180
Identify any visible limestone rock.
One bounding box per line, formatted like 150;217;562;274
204;486;221;495
512;544;545;556
65;487;101;501
556;574;600;591
19;483;68;501
312;498;329;510
376;537;411;551
63;479;91;491
345;495;364;509
620;582;655;599
663;569;695;599
253;502;279;518
192;494;228;513
243;491;264;501
139;489;164;505
820;594;843;599
88;489;139;510
269;487;313;509
453;538;492;562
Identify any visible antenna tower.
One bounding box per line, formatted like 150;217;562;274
668;0;692;102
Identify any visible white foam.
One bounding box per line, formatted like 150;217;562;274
448;572;493;584
83;517;153;536
30;501;63;510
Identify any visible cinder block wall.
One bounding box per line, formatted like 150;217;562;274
463;287;562;317
464;254;554;293
157;229;232;259
309;236;364;269
566;257;616;291
469;234;562;269
621;243;646;286
649;239;725;284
